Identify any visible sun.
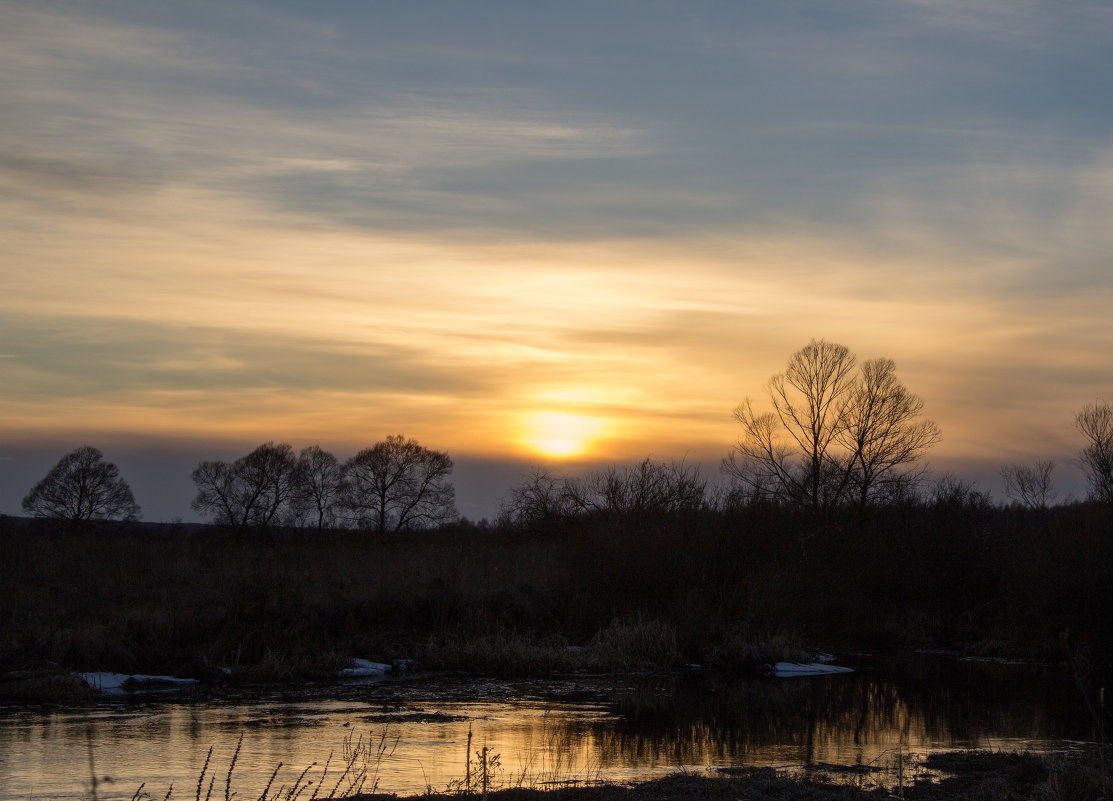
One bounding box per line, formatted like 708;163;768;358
521;411;604;458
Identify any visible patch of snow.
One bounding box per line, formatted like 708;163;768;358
773;662;854;677
79;672;199;695
338;658;392;678
961;656;1027;665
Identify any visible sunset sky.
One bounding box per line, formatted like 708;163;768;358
2;1;1111;522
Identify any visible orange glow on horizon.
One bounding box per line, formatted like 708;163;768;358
520;411;606;459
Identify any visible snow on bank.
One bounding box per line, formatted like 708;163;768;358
773;662;854;677
79;672;199;695
78;659;391;694
338;658;392;678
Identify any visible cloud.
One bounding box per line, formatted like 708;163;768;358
0;311;504;397
6;0;1111;252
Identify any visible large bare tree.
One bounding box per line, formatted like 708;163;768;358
724;340;940;512
1076;400;1113;503
293;445;343;530
724;339;858;510
191;442;299;529
342;435;456;533
839;358;942;509
22;446;140;522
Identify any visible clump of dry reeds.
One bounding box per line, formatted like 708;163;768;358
126;729;401;801
587;615;681;671
1034;746;1113;801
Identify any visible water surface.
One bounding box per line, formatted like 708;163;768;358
0;654;1100;800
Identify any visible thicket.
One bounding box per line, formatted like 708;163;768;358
2;495;1111;686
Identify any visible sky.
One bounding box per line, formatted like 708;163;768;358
2;0;1111;522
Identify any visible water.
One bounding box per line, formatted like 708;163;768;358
0;654;1102;800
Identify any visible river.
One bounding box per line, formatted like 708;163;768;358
0;653;1102;800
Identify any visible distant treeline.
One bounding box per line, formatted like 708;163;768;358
17;340;1112;530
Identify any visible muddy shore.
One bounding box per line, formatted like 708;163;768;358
335;749;1108;801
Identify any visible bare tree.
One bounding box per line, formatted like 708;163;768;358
22;446;140;522
342;435;456;533
499;466;577;527
840;358;942;509
568;458;707;516
190;460;242;526
723;339;857;511
1000;459;1057;510
1076;400;1113;504
191;442;299;529
930;473;992;511
724;340;940;513
294;445;343;530
238;442;299;526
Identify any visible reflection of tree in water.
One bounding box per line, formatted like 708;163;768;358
585;655;1095;770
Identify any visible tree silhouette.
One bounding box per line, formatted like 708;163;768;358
342;435;456;533
724;339;939;512
191;442;299;529
839;358;941;509
724;339;857;511
1075;400;1113;503
498;466;577;527
1000;459;1056;510
22;446;140;522
566;458;708;517
294;445;343;530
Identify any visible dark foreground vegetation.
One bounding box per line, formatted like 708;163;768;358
2;494;1112;697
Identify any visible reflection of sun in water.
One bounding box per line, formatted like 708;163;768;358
523;412;604;458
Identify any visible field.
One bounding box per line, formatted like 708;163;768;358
2;500;1112;692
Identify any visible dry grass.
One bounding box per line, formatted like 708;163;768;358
128;730;402;801
118;747;1112;801
3;499;1113;686
587;615;682;671
0;670;95;703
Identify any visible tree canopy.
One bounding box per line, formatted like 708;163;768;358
22;446;140;522
190;442;299;529
342;435;457;533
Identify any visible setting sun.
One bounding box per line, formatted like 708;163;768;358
521;412;605;458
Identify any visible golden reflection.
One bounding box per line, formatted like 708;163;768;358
0;664;1091;801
